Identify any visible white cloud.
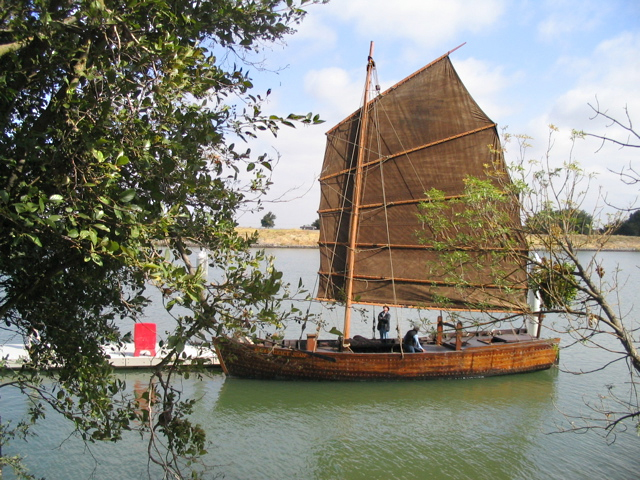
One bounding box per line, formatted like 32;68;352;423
304;67;363;120
536;0;606;43
551;32;640;132
289;7;338;48
454;57;522;120
236;115;328;228
516;31;640;215
320;0;506;48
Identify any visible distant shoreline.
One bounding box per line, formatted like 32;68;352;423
236;228;640;251
236;227;319;248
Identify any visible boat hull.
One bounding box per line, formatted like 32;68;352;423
213;337;560;381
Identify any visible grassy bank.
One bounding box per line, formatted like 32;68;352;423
237;228;640;251
528;234;640;251
236;228;319;247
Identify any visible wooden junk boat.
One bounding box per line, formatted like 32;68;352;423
214;43;560;380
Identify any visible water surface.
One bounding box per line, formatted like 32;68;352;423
2;249;639;479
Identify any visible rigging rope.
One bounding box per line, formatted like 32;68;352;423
369;66;405;341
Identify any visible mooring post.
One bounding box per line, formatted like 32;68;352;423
455;321;463;351
537;312;544;339
306;334;318;352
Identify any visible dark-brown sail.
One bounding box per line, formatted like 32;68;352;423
214;43;559;381
318;45;526;313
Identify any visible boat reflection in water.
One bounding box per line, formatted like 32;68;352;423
204;370;558;480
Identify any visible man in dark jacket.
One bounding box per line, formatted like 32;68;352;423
377;306;391;341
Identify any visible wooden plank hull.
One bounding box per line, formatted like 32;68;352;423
213;337;560;381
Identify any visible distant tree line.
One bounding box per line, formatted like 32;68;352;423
299;218;319;230
611;210;640;236
526;208;594;234
526;208;640;236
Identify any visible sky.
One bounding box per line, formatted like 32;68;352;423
232;0;640;229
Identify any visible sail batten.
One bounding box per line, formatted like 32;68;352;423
321;190;517;214
319;272;528;290
318;242;527;254
320;123;498;183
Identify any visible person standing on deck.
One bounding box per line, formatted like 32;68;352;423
377;306;391;341
403;326;425;353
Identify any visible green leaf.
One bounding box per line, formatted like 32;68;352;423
116;155;130;166
119;189;136;203
107;240;120;252
26;234;43;247
92;149;105;162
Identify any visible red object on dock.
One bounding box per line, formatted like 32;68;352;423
134;323;157;357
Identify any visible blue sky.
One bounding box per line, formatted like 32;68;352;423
233;0;640;229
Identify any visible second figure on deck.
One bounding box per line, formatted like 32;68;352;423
403;326;425;353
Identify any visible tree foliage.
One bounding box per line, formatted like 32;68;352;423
261;211;276;228
612;210;640;236
0;0;325;477
417;174;529;312
417;125;639;439
526;207;593;234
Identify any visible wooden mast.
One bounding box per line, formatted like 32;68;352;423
342;41;375;343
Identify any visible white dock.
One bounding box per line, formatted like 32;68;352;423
1;343;219;370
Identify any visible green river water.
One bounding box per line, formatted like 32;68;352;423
1;249;638;479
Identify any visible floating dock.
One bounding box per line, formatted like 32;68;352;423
0;343;219;370
1;323;219;370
